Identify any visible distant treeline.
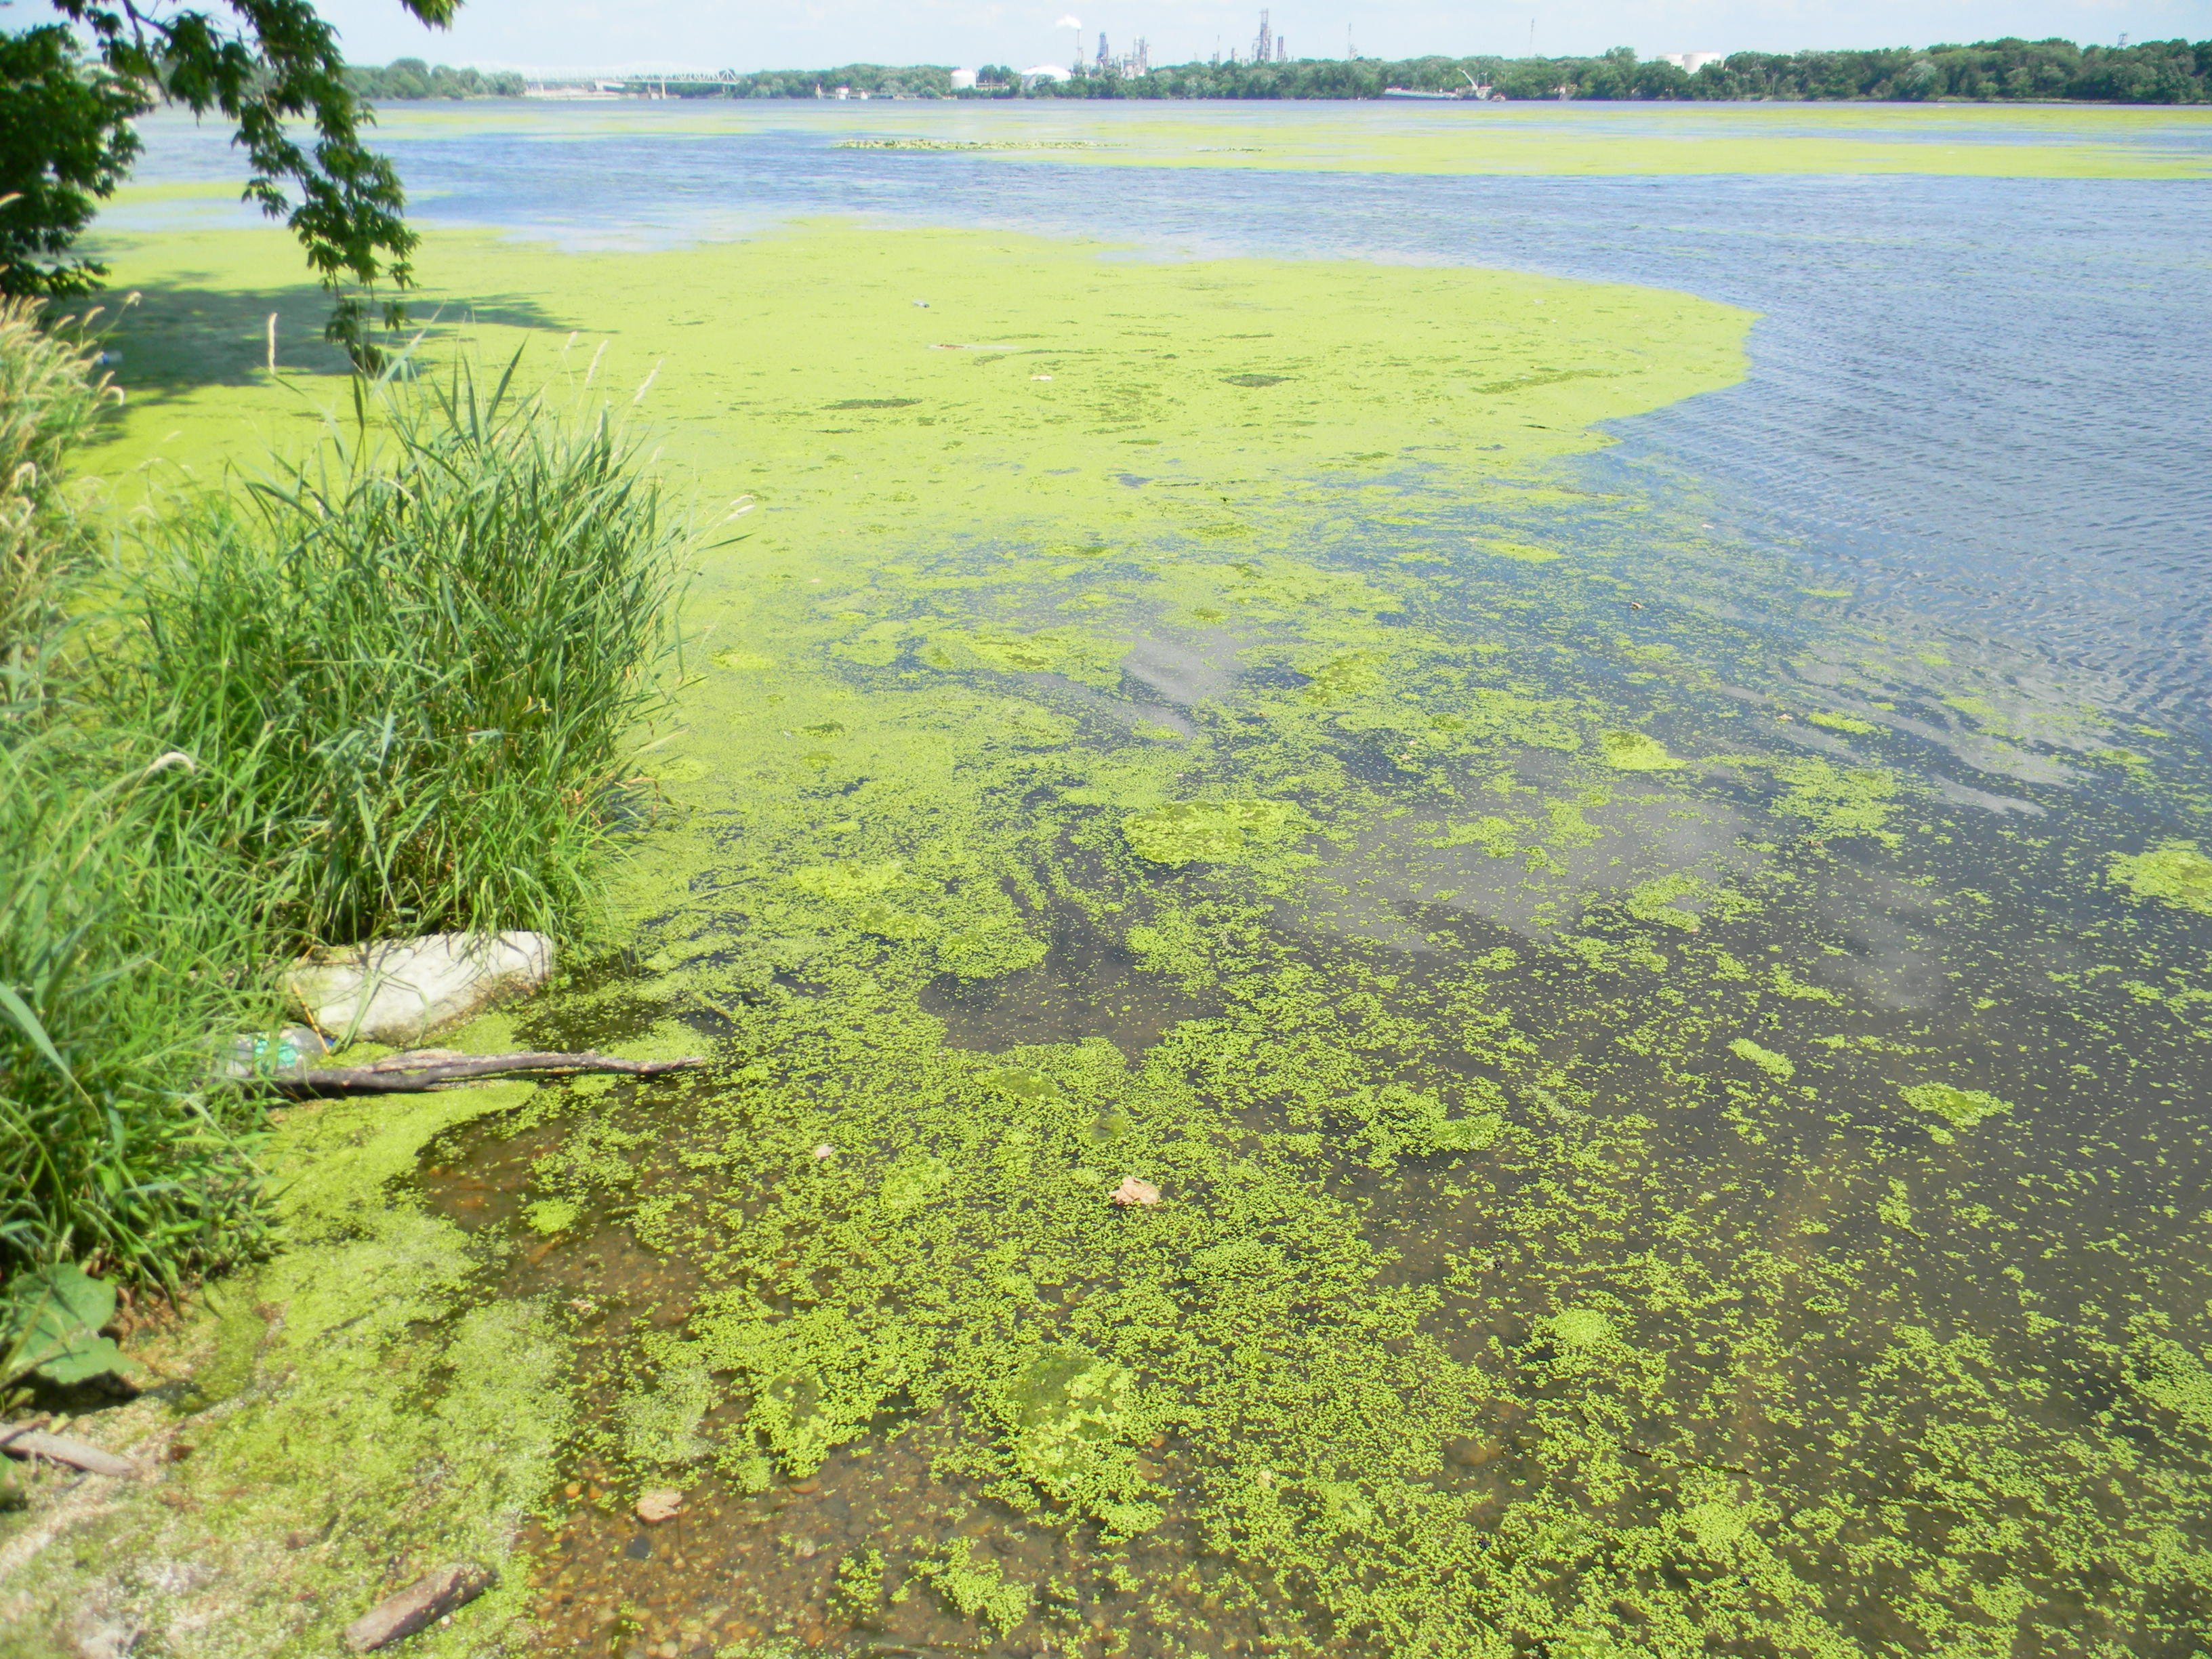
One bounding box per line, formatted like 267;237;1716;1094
1067;39;2212;102
638;38;2211;104
346;58;525;98
345;39;2212;105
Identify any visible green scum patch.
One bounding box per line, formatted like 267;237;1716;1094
2111;838;2212;916
1122;800;1308;865
24;216;2212;1659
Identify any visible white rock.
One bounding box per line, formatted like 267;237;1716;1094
285;932;554;1046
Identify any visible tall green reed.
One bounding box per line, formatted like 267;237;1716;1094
3;298;272;1282
122;357;688;947
3;335;687;1284
1;298;110;710
0;735;276;1282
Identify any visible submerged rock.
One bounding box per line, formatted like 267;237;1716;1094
285;932;554;1046
635;1488;684;1523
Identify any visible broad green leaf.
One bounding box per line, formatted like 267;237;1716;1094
3;1263;126;1386
33;1334;127;1386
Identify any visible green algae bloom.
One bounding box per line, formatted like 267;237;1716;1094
2110;838;2212;915
1479;539;1561;564
1729;1038;1796;1081
34;209;2212;1659
1597;730;1684;772
1122;800;1306;865
375;100;2212;182
1547;1307;1616;1350
524;1196;579;1234
1902;1082;2012;1130
1807;710;1880;735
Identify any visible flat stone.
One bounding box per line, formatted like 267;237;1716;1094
286;933;554;1046
636;1488;684;1523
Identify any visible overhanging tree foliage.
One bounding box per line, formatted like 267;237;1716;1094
5;0;462;361
0;28;149;298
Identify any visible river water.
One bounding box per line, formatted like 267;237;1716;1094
120;104;2212;1658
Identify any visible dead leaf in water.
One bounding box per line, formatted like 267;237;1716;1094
1110;1176;1161;1208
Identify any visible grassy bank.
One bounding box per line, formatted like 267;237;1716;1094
0;304;684;1288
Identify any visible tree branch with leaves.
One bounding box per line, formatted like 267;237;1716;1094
7;0;459;363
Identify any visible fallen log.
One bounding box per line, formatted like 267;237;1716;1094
263;1051;705;1097
0;1426;139;1478
343;1562;495;1652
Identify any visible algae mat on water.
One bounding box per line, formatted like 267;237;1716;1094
331;98;2212;180
24;220;2212;1658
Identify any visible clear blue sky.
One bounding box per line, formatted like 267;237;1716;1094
12;0;2210;71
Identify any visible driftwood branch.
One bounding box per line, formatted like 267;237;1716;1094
1;1420;139;1477
264;1050;705;1097
344;1562;495;1652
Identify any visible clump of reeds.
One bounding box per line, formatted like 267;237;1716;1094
2;330;686;1285
0;736;276;1282
1;298;108;708
2;298;272;1282
120;360;687;945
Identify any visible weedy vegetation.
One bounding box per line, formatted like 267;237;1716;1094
0;305;687;1290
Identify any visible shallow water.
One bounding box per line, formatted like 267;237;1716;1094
102;106;2212;1658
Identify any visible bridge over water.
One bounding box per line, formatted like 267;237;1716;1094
517;68;740;97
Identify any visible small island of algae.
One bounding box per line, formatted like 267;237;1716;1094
2110;839;2212;915
1122;800;1305;865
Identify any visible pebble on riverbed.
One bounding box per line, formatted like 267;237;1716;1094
636;1489;685;1523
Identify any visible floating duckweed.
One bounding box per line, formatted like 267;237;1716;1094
1344;1082;1502;1168
1902;1082;2012;1129
1480;539;1562;564
2126;1330;2212;1435
830;1547;886;1626
523;1197;579;1235
2110;839;2212;915
901;1538;1034;1637
1122;799;1306;864
1808;710;1880;735
1772;756;1900;840
1730;1038;1796;1080
790;860;905;902
1598;730;1685;772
